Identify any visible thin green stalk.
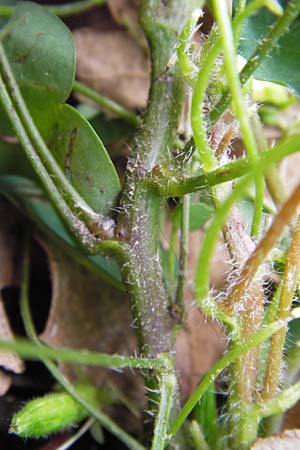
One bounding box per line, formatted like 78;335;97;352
73;80;141;127
189;421;210;450
167;306;300;441
55;418;95;450
253;381;300;419
0;43;113;238
261;214;300;401
151;133;300;197
174;194;190;320
0;0;106;17
177;7;203;84
0;71;100;252
213;0;264;238
151;356;177;450
0;338;167;371
251;112;287;207
19;239;146;450
194;176;250;326
233;0;247;45
191;35;220;170
211;0;300;122
0;67;124;257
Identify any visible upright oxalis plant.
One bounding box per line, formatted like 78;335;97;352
1;1;300;449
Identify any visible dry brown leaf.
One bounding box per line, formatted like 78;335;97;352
74;28;150;110
284;400;300;430
0;300;24;374
107;0;139;28
251;429;300;449
0;370;12;396
0;202;24;394
107;0;147;51
40;240;144;429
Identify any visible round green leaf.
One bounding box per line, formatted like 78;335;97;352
238;5;300;95
2;1;75;112
35;104;121;215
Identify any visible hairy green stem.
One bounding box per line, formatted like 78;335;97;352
168;306;300;441
191;32;219;170
195;176;250;327
213;0;264;238
0;0;106;17
151;356;177;450
151;133;300;198
250;112;287;207
118;0;199;357
261;214;300;401
253;381;300;419
73;80;141;126
177;7;203;84
116;4;199;449
0;338;168;371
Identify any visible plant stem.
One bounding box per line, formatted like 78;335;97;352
191;34;220;171
118;0;199;356
212;0;264;238
55;418;95;450
177;8;203;84
189;421;210;450
151;133;300;197
0;338;169;371
0;0;106;17
73;80;141;126
211;0;300;122
19;238;146;450
260;213;300;401
116;3;199;448
195;176;250;327
174;194;190;320
168;306;300;441
225;184;300;311
250;112;287;207
253;381;300;419
151;356;177;450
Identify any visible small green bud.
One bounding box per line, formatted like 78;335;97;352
10;384;112;438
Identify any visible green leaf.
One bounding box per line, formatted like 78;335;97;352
0;138;36;179
193;384;219;449
172;202;214;231
238;4;300;95
2;1;75;113
0;175;123;289
35;104;121;215
0;3;121;215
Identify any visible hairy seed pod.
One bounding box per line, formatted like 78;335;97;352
10;384;111;438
